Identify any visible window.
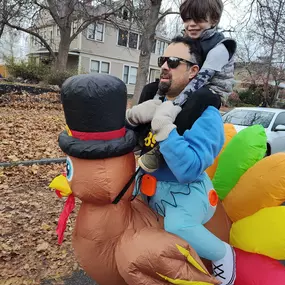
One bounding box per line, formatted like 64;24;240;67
57;26;60;36
122;8;130;20
129;32;138;49
90;60;100;73
118;7;131;20
123;66;129;83
272;112;285;130
149;69;160;82
101;62;110;74
90;60;110;74
118;29;139;49
123;66;137;84
155;40;168;56
72;21;78;34
87;23;104;41
95;23;104;41
129;67;137;84
118;29;128;47
223;109;275;129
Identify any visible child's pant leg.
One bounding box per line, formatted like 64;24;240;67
162;180;226;261
165;220;226;261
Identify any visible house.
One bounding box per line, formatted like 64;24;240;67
234;61;285;104
27;5;170;96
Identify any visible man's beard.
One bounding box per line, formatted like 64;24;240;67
158;71;172;95
158;80;171;94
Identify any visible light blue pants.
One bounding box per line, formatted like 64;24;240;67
147;174;226;261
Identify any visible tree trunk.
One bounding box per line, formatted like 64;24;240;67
0;23;5;39
54;27;71;72
132;0;162;105
262;0;285;106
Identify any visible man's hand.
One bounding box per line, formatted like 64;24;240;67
151;101;182;142
126;100;162;126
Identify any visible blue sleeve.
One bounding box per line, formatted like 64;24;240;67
159;106;225;183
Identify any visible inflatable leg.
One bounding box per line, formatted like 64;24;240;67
115;227;219;285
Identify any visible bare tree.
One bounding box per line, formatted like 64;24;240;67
254;0;285;103
3;0;125;72
0;0;24;39
131;0;179;104
0;26;25;62
0;0;6;38
234;30;263;84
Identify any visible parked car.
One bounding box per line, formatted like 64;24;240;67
222;107;285;155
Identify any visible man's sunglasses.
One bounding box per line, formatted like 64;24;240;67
158;56;197;69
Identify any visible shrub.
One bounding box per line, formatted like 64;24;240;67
238;86;262;106
44;69;77;87
228;92;240;107
5;57;48;83
5;57;78;87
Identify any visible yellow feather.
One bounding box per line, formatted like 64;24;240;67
157;272;214;285
176;244;209;275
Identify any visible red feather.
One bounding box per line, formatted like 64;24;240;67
56;194;75;244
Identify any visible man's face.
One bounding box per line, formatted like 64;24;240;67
158;42;199;98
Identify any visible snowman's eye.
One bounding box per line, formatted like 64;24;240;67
66;157;73;182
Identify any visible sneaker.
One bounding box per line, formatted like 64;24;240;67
138;145;163;173
212;243;236;285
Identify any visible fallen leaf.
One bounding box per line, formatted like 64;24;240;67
36;242;49;252
41;223;51;231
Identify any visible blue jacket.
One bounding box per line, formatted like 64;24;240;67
150;106;225;183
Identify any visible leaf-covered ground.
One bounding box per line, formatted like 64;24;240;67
1;92;134;285
0;92;81;284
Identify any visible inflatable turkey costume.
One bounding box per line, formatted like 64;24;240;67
50;73;285;285
49;74;219;285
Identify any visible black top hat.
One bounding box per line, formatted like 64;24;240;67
58;74;137;159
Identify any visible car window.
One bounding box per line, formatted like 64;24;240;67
223;109;275;128
272;112;285;130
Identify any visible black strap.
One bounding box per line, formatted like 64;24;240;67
112;167;141;204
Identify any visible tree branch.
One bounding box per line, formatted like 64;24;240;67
45;0;62;27
0;23;5;39
33;0;49;10
70;3;125;42
5;22;56;60
156;9;179;26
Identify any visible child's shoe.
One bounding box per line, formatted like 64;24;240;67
212;243;236;285
138;145;163;173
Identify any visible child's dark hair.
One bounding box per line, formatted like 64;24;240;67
180;0;223;25
171;36;203;68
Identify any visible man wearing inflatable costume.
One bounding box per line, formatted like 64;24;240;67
126;38;235;285
50;72;285;285
51;73;220;285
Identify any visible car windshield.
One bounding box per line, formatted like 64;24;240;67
223;109;275;128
